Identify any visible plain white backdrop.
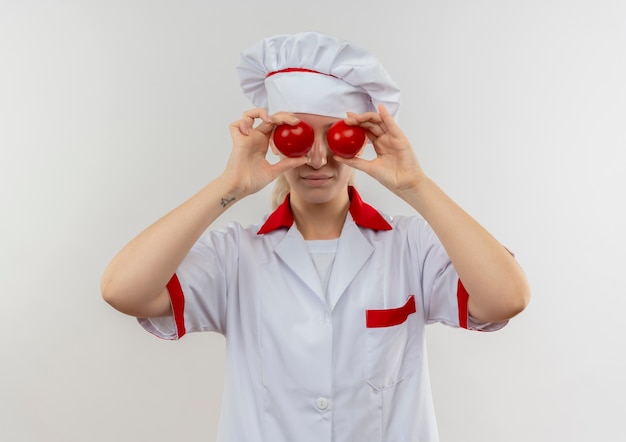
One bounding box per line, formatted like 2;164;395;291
1;0;625;441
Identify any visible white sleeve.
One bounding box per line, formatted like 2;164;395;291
138;222;241;340
408;217;507;332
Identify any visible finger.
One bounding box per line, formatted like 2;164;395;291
337;118;379;143
230;108;274;136
333;155;374;175
343;112;362;126
229;119;251;136
234;108;273;135
377;104;404;137
242;107;271;122
258;109;272;124
347;111;390;138
269;156;308;177
354;120;387;139
269;112;301;126
231;114;255;136
353;111;384;125
254;120;278;136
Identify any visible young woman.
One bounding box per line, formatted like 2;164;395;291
101;31;530;442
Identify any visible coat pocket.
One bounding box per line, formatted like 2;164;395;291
365;295;420;390
366;295;416;328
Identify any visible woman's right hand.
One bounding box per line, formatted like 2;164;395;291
101;109;307;318
223;108;307;197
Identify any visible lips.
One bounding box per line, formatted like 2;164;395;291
301;175;332;181
300;174;333;186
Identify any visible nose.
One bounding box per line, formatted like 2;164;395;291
306;135;328;169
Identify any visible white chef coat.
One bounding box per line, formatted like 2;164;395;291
139;187;506;442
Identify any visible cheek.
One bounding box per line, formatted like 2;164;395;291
336;164;353;183
282;168;298;186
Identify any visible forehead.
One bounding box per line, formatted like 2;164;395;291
294;113;341;128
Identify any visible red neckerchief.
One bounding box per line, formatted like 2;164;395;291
257;186;392;234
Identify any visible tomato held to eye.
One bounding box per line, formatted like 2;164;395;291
272;121;315;157
326;121;367;159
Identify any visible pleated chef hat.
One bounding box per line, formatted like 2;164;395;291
236;31;401;119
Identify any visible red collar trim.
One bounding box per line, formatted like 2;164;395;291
257;186;392;234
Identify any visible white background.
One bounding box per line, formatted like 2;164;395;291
1;1;625;441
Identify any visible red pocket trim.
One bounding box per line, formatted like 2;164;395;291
366;295;416;328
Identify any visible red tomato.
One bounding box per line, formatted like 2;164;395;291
272;121;315;157
326;121;367;158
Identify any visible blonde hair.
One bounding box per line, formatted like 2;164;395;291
272;175;291;209
271;173;356;209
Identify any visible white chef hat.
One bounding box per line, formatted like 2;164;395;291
236;31;401;119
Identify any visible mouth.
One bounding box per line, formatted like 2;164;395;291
300;175;333;186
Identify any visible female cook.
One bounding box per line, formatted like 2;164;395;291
101;31;530;442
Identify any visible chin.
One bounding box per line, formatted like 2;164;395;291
295;184;347;205
300;189;335;204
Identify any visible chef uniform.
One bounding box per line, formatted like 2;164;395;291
139;32;507;442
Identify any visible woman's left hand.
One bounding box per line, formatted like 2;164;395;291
336;104;426;197
341;105;530;323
